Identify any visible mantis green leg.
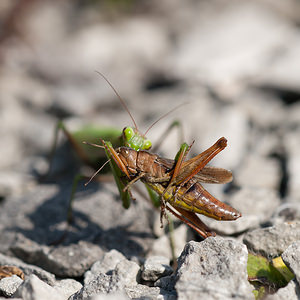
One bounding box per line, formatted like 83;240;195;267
46;120;101;178
49;173;87;244
45;120;63;177
167;214;176;266
67;174;86;224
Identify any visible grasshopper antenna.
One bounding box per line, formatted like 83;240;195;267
83;141;110;186
144;102;188;136
82;141;105;149
84;159;111;186
95;71;138;131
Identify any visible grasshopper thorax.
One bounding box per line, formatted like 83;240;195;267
122;127;152;151
116;146;139;173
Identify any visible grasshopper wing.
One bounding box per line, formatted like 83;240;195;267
194;166;233;184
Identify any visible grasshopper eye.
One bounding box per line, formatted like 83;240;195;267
124;127;134;141
143;139;152;150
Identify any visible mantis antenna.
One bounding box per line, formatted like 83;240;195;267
95;71;138;131
144;102;188;136
96;70;188;138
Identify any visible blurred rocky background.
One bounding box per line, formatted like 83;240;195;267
0;0;300;299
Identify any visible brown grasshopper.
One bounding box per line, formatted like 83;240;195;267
94;137;241;239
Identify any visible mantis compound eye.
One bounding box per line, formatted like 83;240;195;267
123;127;134;141
143;139;152;150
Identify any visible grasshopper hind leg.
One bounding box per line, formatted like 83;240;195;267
166;205;216;239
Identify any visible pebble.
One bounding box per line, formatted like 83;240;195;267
14;275;65;300
0;275;23;297
281;241;300;285
243;222;300;257
175;238;254;300
141;256;173;282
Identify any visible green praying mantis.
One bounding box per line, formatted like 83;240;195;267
47;72;182;224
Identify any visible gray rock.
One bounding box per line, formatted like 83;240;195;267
0;170;35;200
285;102;300;129
272;202;300;225
174;2;293;90
112;260;140;287
265;279;300;300
285;129;300;203
243;222;300;257
175;238;254;300
0;253;55;285
0;94;55;184
90;291;129;300
0;180;155;261
282;241;300;285
235;155;281;191
0;185;73;254
14;274;65;300
204;187;280;235
0;275;23;297
125;284;175;300
12;239;103;277
69;273;121;300
71;257;139;300
154;275;178;299
239;93;286;129
43;242;103;277
258;36;300;93
155;275;176;293
53;279;82;299
84;250;126;285
186;103;249;172
141;256;173;282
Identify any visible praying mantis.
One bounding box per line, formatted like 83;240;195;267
47;72;182;223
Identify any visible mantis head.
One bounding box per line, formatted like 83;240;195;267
122;127;152;151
